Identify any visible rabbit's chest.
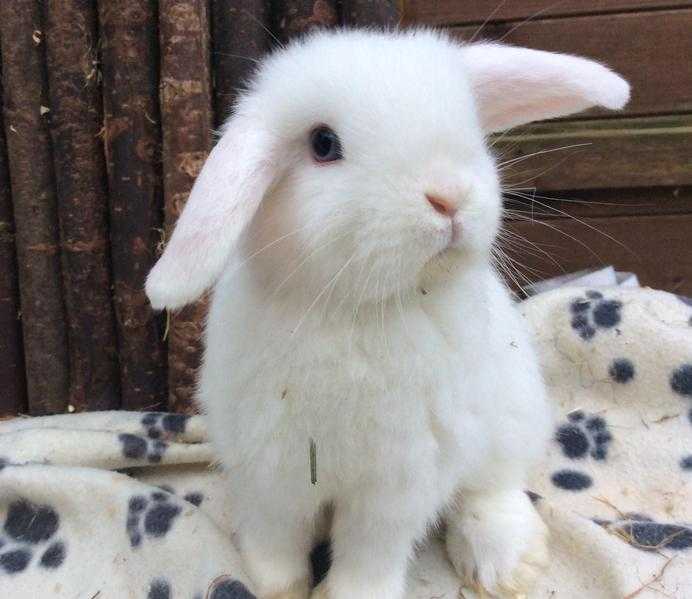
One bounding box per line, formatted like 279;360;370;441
251;320;486;492
203;297;499;499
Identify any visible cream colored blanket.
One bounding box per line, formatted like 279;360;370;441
0;286;690;598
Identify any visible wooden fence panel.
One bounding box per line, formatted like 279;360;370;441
45;0;121;412
496;116;692;191
505;214;692;296
503;186;692;220
0;57;26;418
98;0;167;411
0;1;70;415
405;0;692;25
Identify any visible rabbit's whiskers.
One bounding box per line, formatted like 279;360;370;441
496;143;591;171
268;229;352;300
291;251;358;337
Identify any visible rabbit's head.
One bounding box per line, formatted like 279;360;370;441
146;29;629;310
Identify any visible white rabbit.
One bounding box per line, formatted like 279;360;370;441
146;29;629;599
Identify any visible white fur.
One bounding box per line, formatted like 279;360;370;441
146;29;629;599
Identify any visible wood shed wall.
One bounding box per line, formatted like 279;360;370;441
0;1;688;417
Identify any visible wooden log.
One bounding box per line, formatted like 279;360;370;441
405;0;692;26
211;0;269;126
159;0;214;414
44;0;120;412
451;9;692;119
503;213;692;296
271;0;338;44
0;1;70;415
98;0;167;411
340;0;400;27
0;57;27;418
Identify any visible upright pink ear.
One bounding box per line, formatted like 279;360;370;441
146;114;275;310
461;43;630;132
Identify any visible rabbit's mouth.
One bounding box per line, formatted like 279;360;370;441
450;220;461;246
438;219;461;254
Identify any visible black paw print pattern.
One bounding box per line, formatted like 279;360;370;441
118;433;168;464
155;484;204;508
551;469;592;491
595;513;692;552
147;576;257;599
126;490;182;549
148;578;171;599
208;577;256;599
670;363;692;466
141;412;189;440
0;499;66;575
556;410;613;461
146;576;255;599
670;364;692;400
570;290;623;341
609;358;635;384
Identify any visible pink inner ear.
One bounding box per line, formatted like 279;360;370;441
461;43;630;132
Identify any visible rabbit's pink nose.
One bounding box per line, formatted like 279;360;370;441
425;193;458;218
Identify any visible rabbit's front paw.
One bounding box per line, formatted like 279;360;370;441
446;489;549;598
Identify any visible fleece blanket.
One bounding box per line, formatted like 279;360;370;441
0;286;691;599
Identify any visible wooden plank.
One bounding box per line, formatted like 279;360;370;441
98;0;167;411
0;55;26;418
405;0;692;25
341;0;400;26
504;186;692;220
0;0;70;415
494;115;692;191
451;9;692;118
45;0;121;412
159;0;214;414
502;214;692;296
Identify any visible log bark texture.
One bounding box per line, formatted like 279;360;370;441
44;0;120;412
272;0;338;43
211;0;268;125
98;0;167;411
340;0;400;27
159;0;214;414
0;1;70;415
0;57;27;417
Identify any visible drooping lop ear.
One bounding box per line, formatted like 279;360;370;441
460;43;630;132
146;113;275;310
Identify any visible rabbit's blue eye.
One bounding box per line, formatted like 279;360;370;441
310;126;343;163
